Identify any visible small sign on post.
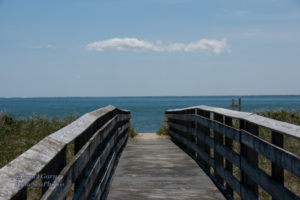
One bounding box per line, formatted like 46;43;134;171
231;98;241;111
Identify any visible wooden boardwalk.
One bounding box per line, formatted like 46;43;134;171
107;134;225;200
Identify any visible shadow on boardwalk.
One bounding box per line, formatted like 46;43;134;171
107;134;225;200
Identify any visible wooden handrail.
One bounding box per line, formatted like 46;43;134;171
0;105;130;200
166;105;300;200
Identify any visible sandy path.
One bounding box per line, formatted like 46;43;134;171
134;133;169;139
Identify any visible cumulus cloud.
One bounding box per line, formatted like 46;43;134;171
86;38;230;55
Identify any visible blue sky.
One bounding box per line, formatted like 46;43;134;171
0;0;300;97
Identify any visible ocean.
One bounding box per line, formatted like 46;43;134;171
0;96;300;132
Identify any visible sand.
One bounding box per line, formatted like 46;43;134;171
134;133;169;139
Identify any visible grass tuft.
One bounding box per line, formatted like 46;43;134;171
128;126;138;138
157;120;169;136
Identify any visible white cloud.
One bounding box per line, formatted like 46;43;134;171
86;38;230;55
30;44;54;49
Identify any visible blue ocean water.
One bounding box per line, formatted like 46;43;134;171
0;96;300;132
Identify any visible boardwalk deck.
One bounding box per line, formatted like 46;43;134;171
107;134;225;200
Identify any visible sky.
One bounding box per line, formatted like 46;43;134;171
0;0;300;97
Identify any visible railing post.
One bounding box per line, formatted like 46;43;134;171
42;147;66;194
240;120;259;198
224;116;233;196
271;131;284;200
196;109;211;173
213;113;224;186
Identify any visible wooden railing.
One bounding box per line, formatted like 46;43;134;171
166;105;300;200
0;105;130;200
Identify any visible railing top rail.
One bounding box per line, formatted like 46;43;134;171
0;105;130;200
166;105;300;139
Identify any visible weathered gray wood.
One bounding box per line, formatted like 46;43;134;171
42;146;66;194
77;123;129;200
169;121;241;168
196;109;211;172
0;137;65;200
241;121;259;197
240;157;299;200
167;105;300;200
241;130;300;178
225;116;233;196
271;130;284;200
94;152;117;200
166;114;240;141
0;106;126;200
40;116;129;200
214;113;225;185
170;129;257;200
167;105;300;139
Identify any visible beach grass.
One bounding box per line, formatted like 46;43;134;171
128;126;138;137
254;110;300;199
0;112;79;168
157;120;169;136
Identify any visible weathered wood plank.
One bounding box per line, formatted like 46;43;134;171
166;114;240;141
225;116;233;196
76;123;129;200
167;105;300;139
170;129;257;200
271;131;284;200
0;106;124;200
40;116;129;200
240;157;299;200
241;130;300;178
169;122;240;168
214;113;225;185
241;121;259;197
94;152;117;200
0;137;66;200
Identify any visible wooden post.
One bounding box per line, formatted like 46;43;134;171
232;99;235;110
271;131;284;200
197;109;211;173
225;116;233;196
240;120;258;198
213;113;224;186
238;98;242;111
42;147;66;194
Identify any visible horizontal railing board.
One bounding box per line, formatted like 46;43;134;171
166;105;253;119
0;105;129;200
244;114;300;139
93;152;117;200
40;115;129;200
170;129;257;200
166;105;300;200
0;137;66;200
167;114;240;141
169;121;241;168
241;130;300;177
76;123;129;200
49;105;117;144
166;105;300;139
240;157;299;200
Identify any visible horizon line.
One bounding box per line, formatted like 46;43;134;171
1;94;300;98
